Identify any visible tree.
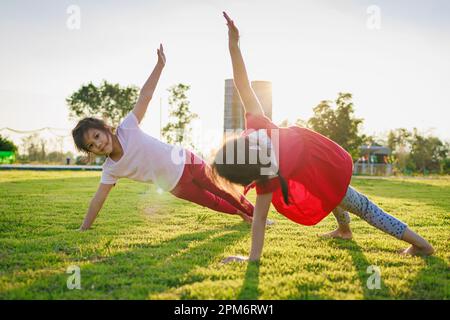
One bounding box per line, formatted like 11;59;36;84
307;92;365;159
387;128;413;174
387;128;411;153
409;129;448;174
443;157;450;174
364;135;384;147
161;84;198;149
387;128;449;174
279;118;306;128
21;133;46;162
47;151;75;164
295;118;308;128
0;134;18;152
66;80;140;127
278;119;290;127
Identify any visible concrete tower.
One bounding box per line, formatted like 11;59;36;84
223;79;272;132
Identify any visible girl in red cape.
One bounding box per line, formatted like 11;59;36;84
212;12;434;263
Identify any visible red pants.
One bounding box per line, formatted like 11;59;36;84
170;150;254;216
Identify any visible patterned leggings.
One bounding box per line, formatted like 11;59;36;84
333;186;408;239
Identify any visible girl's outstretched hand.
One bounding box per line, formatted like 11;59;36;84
223;11;239;44
157;43;166;67
221;255;249;264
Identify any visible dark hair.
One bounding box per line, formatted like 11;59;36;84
71;117;114;153
211;135;290;204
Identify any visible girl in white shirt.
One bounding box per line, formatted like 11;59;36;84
72;45;254;231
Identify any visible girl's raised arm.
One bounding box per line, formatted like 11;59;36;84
223;12;265;117
132;44;166;124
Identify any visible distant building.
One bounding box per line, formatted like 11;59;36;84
224;79;272;132
353;145;392;176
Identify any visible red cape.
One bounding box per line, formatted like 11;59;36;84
243;112;353;226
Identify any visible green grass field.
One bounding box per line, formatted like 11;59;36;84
0;171;448;299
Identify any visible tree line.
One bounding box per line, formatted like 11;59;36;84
280;92;449;175
1;82;448;174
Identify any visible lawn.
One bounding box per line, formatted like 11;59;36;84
0;171;448;299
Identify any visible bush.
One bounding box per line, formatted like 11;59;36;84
0;134;17;152
442;158;450;175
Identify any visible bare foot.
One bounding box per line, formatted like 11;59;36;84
400;228;434;256
320;228;353;240
400;245;434;256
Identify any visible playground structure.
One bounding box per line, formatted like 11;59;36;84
353;145;392;176
0;151;15;164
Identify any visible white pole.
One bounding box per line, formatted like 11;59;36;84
159;97;162;140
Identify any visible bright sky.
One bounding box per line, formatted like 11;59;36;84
1;0;449;155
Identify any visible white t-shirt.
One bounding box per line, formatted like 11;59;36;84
101;112;186;191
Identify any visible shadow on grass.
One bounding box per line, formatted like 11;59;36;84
2;175;448;299
328;238;392;299
0;174;254;299
407;255;449;299
2;223;250;299
237;261;260;300
351;178;450;213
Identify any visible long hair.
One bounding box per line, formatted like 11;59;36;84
210;133;290;204
72;117;115;153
